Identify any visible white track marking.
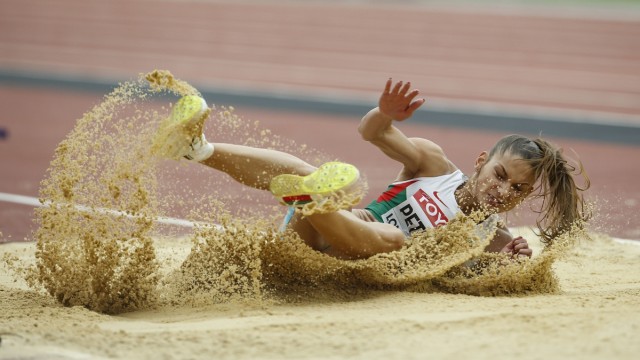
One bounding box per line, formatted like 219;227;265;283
0;191;208;229
1;192;638;243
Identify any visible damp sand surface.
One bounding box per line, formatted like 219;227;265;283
1;231;639;359
1;71;639;358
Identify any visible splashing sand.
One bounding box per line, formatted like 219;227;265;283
9;70;585;316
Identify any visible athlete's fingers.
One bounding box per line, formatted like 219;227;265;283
391;81;403;95
513;236;527;244
514;242;529;253
517;248;533;258
513;237;528;247
405;98;426;114
399;81;411;96
512;237;526;245
513;237;528;246
384;78;392;94
502;239;515;252
406;89;421;102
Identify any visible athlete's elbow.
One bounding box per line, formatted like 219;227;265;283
358;108;391;142
358;123;376;142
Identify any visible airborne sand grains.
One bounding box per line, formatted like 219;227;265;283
12;70;582;316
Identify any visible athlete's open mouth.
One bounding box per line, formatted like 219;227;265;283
487;194;504;208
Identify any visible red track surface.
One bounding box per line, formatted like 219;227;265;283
1;1;639;241
1;0;640;118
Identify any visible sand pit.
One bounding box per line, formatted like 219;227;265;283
1;231;639;359
1;71;638;359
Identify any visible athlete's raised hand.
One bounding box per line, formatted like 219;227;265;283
378;79;426;121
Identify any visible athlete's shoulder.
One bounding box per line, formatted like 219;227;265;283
408;137;445;155
405;137;457;177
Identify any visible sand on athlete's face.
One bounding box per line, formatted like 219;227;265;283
5;70;588;314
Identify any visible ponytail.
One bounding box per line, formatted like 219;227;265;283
489;135;590;245
531;138;590;245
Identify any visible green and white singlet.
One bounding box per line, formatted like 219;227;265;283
365;170;467;237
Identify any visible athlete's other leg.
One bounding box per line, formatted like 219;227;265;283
200;143;316;191
158;95;317;190
306;210;405;259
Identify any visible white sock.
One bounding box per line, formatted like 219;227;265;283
185;134;214;162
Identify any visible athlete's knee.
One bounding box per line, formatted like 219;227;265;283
294;161;316;176
382;232;405;252
339;231;403;259
342;233;403;259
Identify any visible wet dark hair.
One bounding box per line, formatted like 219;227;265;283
488;134;590;245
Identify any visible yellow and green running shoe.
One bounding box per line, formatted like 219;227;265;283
270;162;360;206
156;95;214;161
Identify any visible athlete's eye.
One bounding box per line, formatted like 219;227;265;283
513;184;529;195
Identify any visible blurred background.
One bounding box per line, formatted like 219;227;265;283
1;0;639;241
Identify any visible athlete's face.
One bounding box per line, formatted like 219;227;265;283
471;151;536;213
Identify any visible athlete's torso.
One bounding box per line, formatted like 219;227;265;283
365;170;467;236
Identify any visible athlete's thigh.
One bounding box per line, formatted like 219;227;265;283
288;213;325;251
323;210;406;258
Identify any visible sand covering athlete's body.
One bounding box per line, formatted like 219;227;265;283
157;79;589;260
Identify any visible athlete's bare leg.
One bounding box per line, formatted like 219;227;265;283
198;143;405;259
201;143;316;190
305;211;404;259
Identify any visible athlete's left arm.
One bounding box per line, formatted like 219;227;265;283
358;79;451;177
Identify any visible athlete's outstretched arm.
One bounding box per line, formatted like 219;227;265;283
358;79;452;178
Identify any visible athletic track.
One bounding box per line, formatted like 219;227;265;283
1;0;639;241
